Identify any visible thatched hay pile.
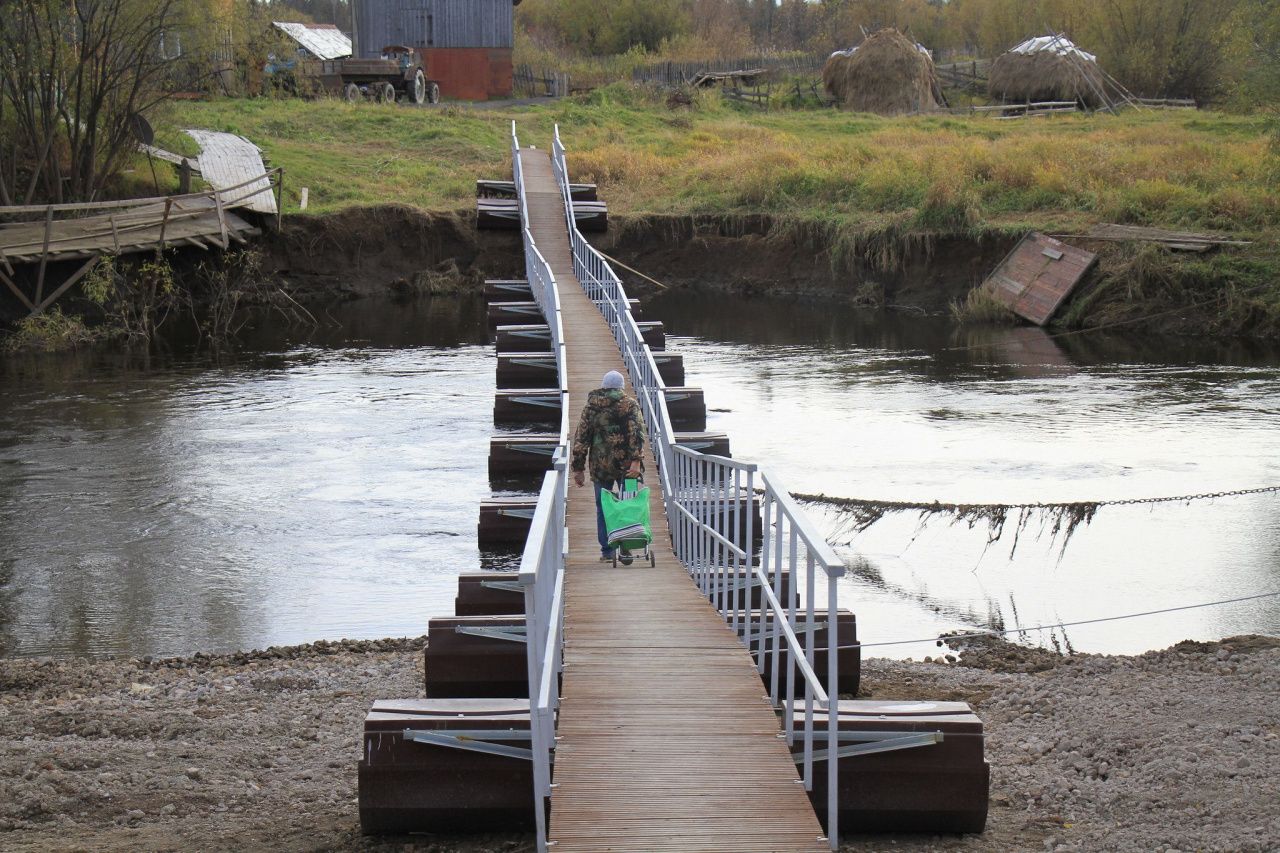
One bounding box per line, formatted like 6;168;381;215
821;29;943;116
988;38;1108;107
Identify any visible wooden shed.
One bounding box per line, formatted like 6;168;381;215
351;0;516;100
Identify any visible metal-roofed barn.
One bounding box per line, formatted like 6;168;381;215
351;0;516;100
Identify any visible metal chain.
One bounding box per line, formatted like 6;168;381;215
1092;484;1280;508
789;484;1280;514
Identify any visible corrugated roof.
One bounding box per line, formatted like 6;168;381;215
1010;36;1096;63
273;21;352;61
829;41;933;60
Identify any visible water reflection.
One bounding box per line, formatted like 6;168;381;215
0;295;493;657
648;289;1280;657
3;286;1277;660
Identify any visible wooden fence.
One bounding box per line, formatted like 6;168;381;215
631;55;822;86
514;66;571;98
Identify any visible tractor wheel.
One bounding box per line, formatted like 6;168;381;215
428;82;440;104
376;82;396;103
343;82;360;103
410;69;426;105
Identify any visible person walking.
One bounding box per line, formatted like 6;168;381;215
571;370;646;564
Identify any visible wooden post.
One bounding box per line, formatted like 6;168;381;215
214;190;229;248
178;158;192;194
0;267;37;313
33;206;54;307
109;214;120;253
34;254;99;315
275;169;283;231
156;197;172;254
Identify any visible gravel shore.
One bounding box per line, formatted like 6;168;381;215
1;634;1276;853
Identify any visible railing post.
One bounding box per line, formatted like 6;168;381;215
827;563;840;849
803;551;816;789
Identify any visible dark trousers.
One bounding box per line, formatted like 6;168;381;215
594;479;620;556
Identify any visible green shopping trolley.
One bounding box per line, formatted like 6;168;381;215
600;477;655;567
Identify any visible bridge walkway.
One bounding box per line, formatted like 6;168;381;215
518;147;827;851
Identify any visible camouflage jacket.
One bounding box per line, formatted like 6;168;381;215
570;388;646;484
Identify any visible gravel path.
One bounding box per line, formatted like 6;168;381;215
1;635;1276;852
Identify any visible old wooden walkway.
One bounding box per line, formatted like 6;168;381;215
519;147;828;850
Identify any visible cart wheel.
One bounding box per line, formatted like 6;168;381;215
377;82;396;103
410;69;426;105
343;82;360;103
428;82;440;104
612;551;618;568
649;552;655;567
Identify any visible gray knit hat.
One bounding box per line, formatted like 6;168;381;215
602;370;625;389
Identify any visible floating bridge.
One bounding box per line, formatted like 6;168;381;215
511;126;844;851
359;124;990;850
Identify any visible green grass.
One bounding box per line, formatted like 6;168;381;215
157;88;1279;243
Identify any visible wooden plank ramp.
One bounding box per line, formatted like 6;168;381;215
185;130;278;215
519;147;827;851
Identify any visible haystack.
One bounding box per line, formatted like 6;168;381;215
821;29;943;116
988;36;1108;107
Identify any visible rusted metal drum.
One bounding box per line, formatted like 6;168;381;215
358;698;535;833
482;279;532;301
494;323;553;353
749;609;860;696
700;566;793;611
455;560;783;614
493;389;561;425
650;352;685;386
496;352;561;388
479;490;753;547
488;430;729;482
487;301;546;327
475;179;597;201
493;321;664;353
637;321;665;351
795;700;989;835
489;434;564;478
477;198;608;232
424;616;531;697
662;386;706;431
477;498;538;546
455;572;525;616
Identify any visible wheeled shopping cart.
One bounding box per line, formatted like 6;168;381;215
600;477;655;567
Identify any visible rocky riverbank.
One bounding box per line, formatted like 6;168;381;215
1;634;1276;852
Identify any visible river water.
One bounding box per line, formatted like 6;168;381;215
1;292;1277;658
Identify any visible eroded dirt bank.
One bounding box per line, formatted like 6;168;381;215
260;208;1279;339
2;207;1273;340
1;636;1276;852
258;209;1011;312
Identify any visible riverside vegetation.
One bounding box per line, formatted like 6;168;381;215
160;86;1280;337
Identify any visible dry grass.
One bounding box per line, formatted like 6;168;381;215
165;88;1279;243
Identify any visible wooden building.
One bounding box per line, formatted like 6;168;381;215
351;0;516;100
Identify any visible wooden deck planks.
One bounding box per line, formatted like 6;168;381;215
0;197;259;264
518;147;826;852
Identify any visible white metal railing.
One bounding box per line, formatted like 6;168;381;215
551;124;845;847
511;122;568;853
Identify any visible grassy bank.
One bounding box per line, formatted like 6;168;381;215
153;87;1280;334
162;88;1277;231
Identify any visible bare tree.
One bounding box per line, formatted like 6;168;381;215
0;0;186;205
